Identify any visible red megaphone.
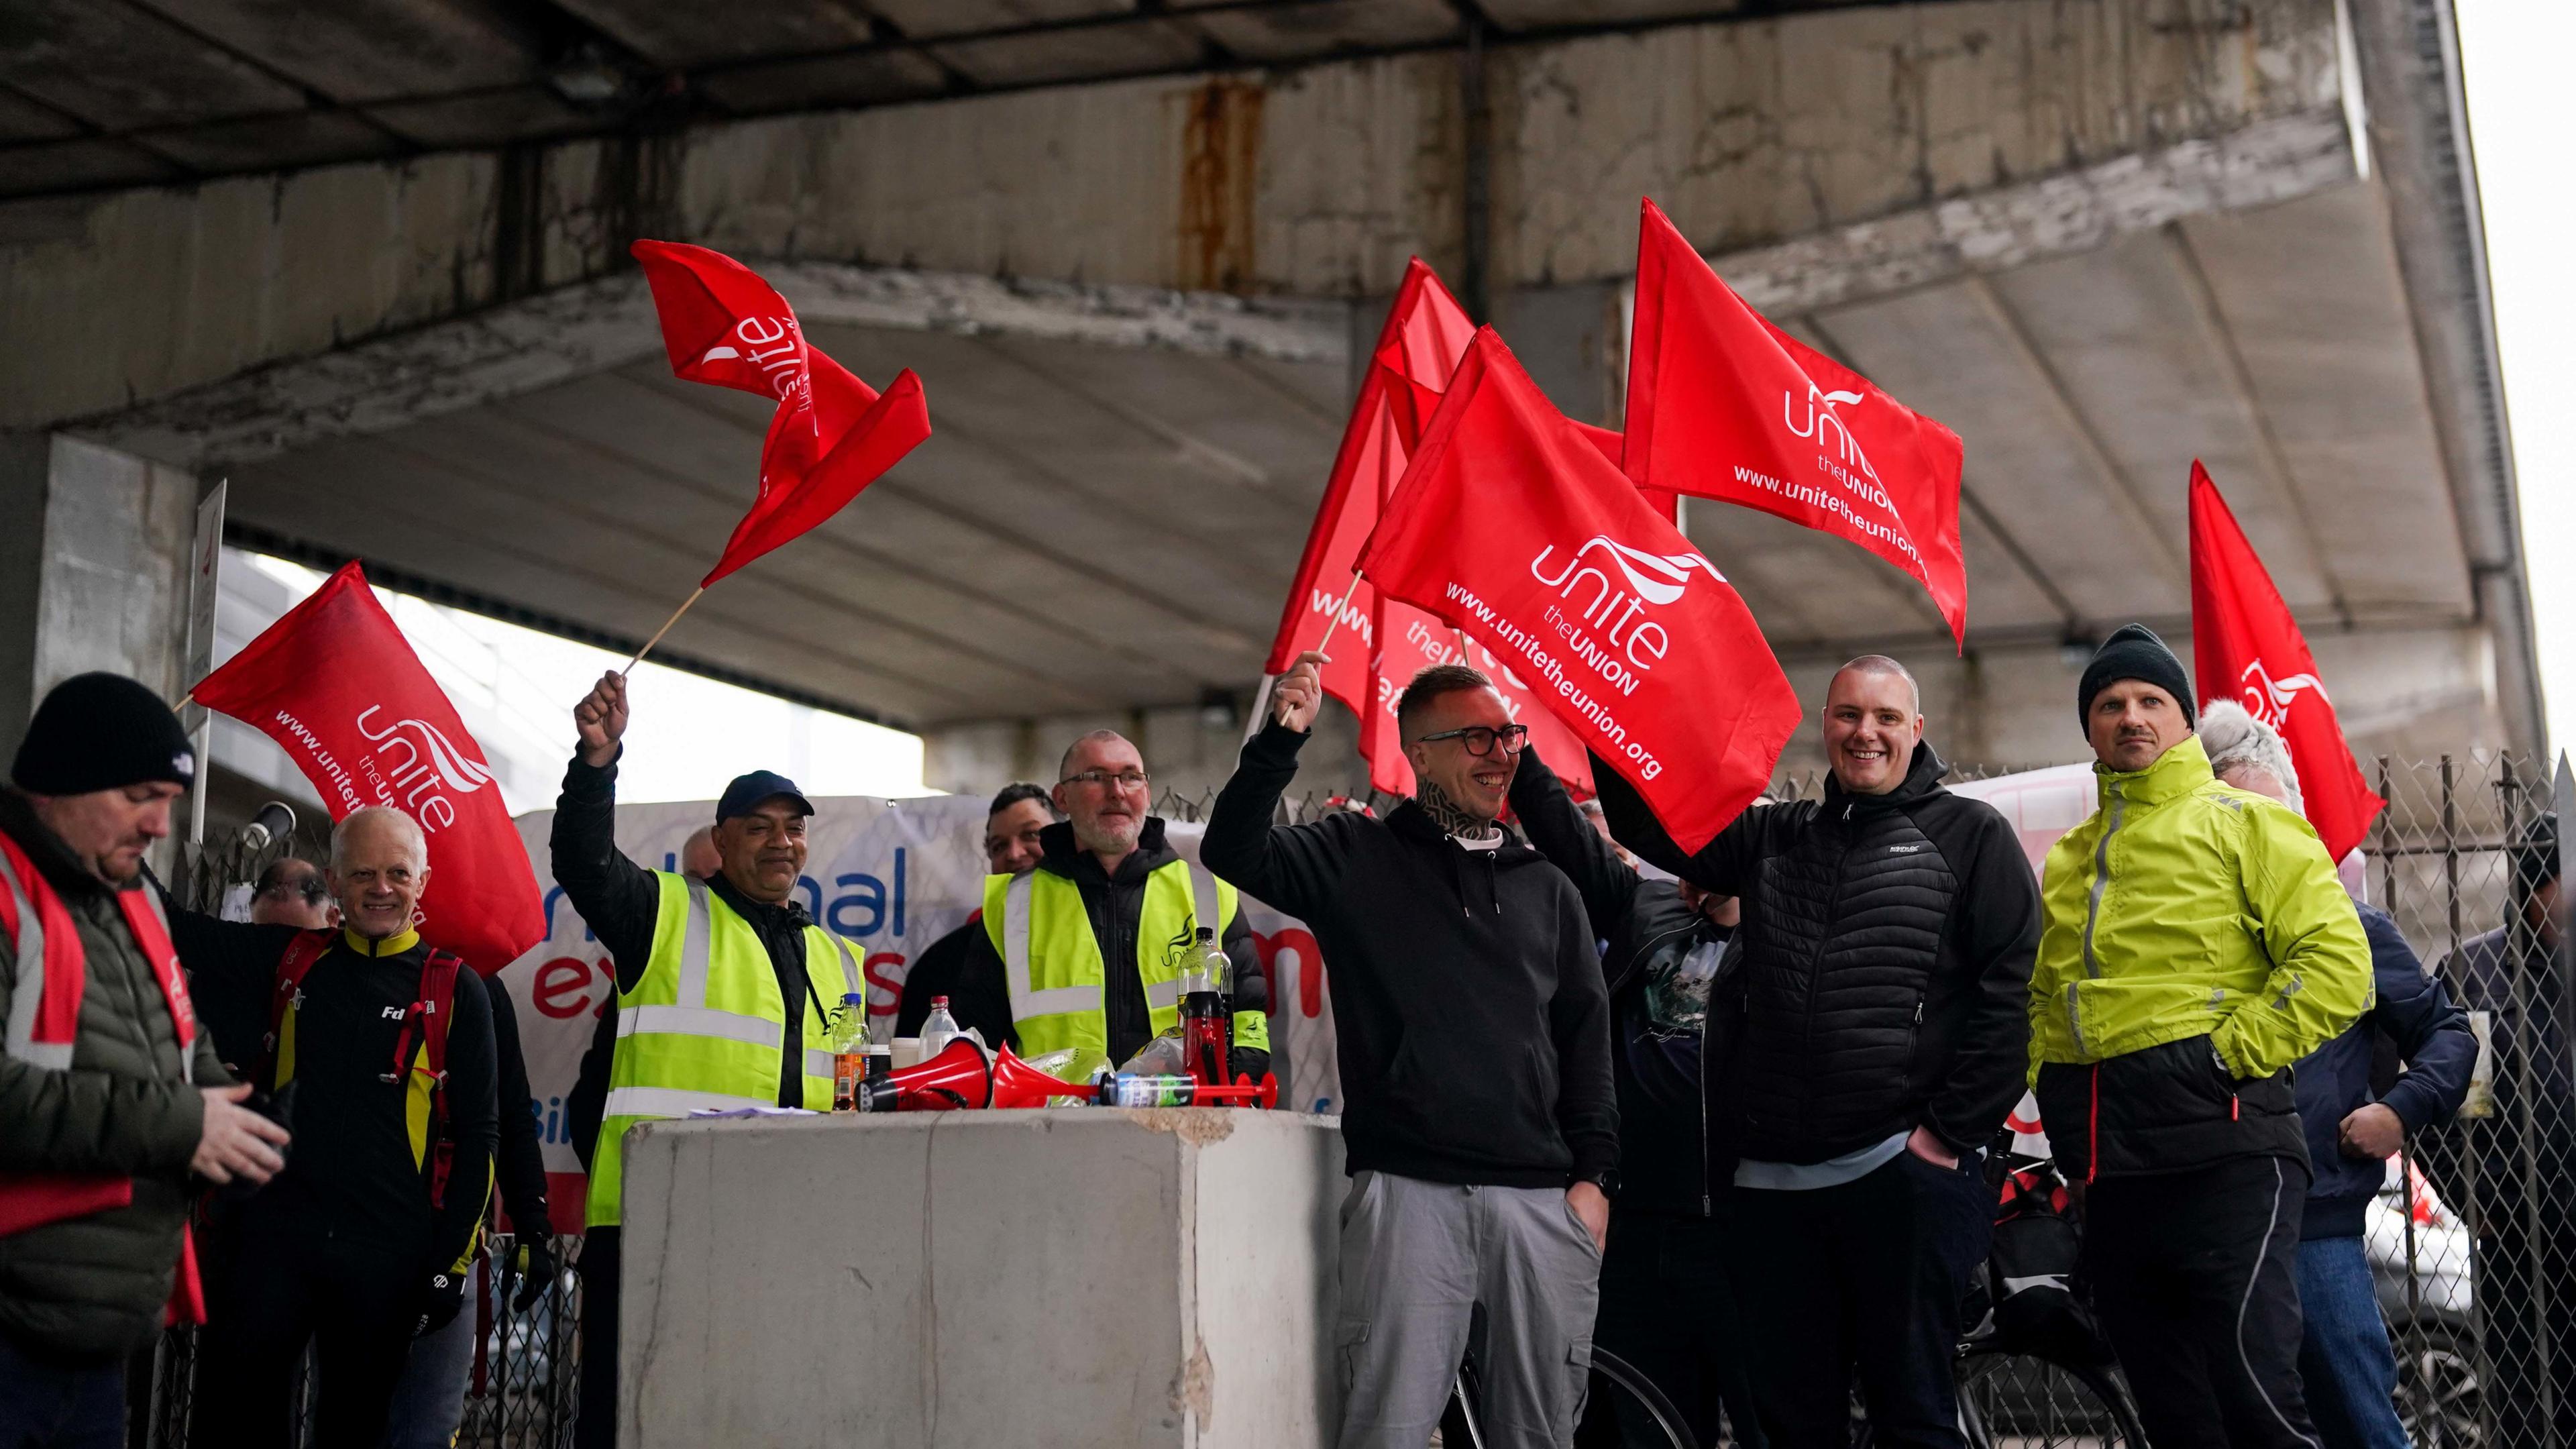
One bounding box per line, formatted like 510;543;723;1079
865;1037;993;1112
990;1043;1098;1109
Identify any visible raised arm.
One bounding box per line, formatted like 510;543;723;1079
1590;751;1768;896
1201;654;1356;920
1507;743;1641;940
551;671;662;991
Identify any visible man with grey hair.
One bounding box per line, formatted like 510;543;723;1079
1598;653;2041;1449
2202;703;2474;1449
945;732;1271;1075
163;802;500;1447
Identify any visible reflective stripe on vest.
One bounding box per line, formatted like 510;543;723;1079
0;837;76;1071
985;857;1237;1059
585;873;862;1228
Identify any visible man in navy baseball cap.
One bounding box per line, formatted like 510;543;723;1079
714;769;812;825
552;672;863;1449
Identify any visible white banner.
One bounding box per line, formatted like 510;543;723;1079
500;800;1338;1226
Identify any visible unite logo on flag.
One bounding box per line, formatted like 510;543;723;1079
1529;535;1728;692
2235;659;2331;731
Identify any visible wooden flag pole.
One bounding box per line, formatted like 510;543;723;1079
1310;568;1364;660
625;588;706;676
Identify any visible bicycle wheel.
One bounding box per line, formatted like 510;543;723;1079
1440;1345;1701;1449
1951;1346;2147;1449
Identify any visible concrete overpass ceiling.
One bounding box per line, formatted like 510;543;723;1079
0;0;1927;201
215;321;1350;729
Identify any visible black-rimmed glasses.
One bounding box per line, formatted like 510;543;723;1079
1415;724;1529;757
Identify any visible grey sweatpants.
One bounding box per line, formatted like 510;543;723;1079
1334;1170;1602;1449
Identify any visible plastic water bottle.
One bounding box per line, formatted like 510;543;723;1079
918;996;961;1061
1177;928;1232;1087
831;991;871;1113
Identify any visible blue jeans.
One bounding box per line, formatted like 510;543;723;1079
0;1334;124;1449
380;1265;478;1449
2295;1235;2408;1449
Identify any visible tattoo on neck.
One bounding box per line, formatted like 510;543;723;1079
1416;781;1501;841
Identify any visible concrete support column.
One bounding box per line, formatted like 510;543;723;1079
0;433;202;765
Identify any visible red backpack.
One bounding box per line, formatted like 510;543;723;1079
261;930;466;1204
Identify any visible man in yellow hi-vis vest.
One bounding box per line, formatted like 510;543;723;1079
946;730;1271;1080
553;672;866;1449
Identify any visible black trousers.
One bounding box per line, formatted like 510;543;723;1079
1595;1208;1766;1449
2086;1155;2319;1449
1717;1151;1994;1449
189;1229;419;1448
576;1227;619;1449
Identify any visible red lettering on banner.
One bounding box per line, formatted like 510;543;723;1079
532;957;600;1020
864;952;906;1015
1252;928;1326;1020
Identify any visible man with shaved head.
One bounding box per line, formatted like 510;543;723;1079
1598;655;2041;1449
945;731;1270;1077
162;803;500;1446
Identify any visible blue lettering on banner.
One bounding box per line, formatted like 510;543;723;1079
825;848;910;941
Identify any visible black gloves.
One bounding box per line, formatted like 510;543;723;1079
497;1236;559;1314
415;1266;467;1338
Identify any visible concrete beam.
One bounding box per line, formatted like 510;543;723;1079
2347;0;2546;754
1707;109;2357;315
77;262;1350;472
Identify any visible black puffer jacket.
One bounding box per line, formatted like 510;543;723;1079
0;791;232;1362
1598;742;2040;1165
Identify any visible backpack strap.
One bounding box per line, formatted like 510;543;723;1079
411;951;465;1206
260;930;337;1091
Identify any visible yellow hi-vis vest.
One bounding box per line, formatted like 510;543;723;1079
585;872;865;1228
981;857;1271;1061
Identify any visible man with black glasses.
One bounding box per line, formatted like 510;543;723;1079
1206;657;1615;1449
945;733;1270;1076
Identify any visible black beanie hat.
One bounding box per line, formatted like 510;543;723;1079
2077;624;2196;733
11;673;196;795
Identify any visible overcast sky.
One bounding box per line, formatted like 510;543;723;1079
2457;1;2571;753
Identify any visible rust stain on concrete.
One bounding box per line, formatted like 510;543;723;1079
1178;78;1264;292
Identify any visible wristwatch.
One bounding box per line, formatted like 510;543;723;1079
1574;1169;1619;1199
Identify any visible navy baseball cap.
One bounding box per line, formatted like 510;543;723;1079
715;770;814;823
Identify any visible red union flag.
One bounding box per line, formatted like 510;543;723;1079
191;563;545;974
632;240;931;586
2188;462;2385;859
1623;198;1968;648
1360;329;1801;849
1264;259;1595;798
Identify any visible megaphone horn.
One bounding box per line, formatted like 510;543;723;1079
865;1036;994;1112
991;1043;1097;1109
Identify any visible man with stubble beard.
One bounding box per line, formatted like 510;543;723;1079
1204;657;1614;1449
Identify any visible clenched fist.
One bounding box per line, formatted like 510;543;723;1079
1272;651;1327;734
574;672;629;768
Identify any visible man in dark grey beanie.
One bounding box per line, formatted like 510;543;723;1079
1;672;288;1448
2029;627;2371;1448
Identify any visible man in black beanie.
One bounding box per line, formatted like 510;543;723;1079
2027;627;2371;1448
1;673;290;1448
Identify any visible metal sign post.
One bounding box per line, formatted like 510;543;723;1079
182;480;225;848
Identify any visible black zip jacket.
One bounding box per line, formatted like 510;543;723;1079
1205;722;1615;1188
945;818;1270;1076
551;750;827;1109
1599;740;2039;1164
167;911;496;1277
1510;746;1725;1216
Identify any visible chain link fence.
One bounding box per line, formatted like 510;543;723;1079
133;753;2568;1448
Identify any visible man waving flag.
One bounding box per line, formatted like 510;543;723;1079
1623;198;1968;647
2189;462;2384;859
1360;328;1800;850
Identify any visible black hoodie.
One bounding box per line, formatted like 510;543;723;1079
1598;741;2039;1165
1203;722;1615;1189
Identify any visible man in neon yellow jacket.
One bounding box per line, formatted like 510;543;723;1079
2031;625;2369;1449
